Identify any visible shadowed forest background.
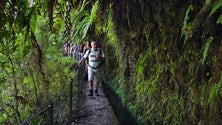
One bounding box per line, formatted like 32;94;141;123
1;0;222;124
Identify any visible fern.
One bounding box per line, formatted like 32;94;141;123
183;5;194;27
80;0;89;12
207;73;222;123
181;5;193;47
202;37;214;64
89;1;98;25
209;0;222;25
82;0;98;39
216;13;222;24
71;0;98;42
209;0;222;16
208;82;221;105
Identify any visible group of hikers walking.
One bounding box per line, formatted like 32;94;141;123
63;40;105;96
63;41;87;60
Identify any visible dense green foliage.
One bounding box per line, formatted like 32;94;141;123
1;0;222;124
0;0;77;124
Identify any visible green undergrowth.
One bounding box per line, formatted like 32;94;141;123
0;6;78;123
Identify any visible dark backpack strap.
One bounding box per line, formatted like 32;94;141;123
86;48;91;59
88;64;101;70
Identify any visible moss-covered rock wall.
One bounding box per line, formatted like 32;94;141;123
93;0;222;124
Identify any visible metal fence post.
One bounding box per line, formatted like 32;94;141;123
77;68;80;96
80;65;84;95
48;103;53;125
69;78;73;124
78;66;82;96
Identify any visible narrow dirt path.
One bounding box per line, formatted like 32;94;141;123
72;80;120;125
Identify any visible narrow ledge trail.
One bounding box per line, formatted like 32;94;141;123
71;80;120;125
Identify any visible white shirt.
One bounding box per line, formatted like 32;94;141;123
83;48;105;71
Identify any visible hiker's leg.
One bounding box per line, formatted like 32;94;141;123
94;69;102;96
94;76;99;90
89;80;93;90
94;77;99;96
88;68;94;96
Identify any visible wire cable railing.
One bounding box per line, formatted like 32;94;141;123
20;66;84;125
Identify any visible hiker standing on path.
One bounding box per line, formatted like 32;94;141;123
78;41;105;96
83;40;91;79
78;42;85;61
63;41;71;56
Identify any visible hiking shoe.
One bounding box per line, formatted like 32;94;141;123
95;89;100;96
88;90;93;96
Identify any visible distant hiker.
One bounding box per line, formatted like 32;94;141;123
73;43;79;60
63;41;71;56
83;40;91;55
78;42;85;61
78;41;105;96
70;43;75;58
83;40;91;79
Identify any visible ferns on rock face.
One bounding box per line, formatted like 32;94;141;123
209;0;222;16
201;37;213;65
71;0;98;43
209;0;222;24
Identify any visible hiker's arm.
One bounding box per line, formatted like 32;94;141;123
78;49;90;67
78;57;85;67
83;46;87;54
